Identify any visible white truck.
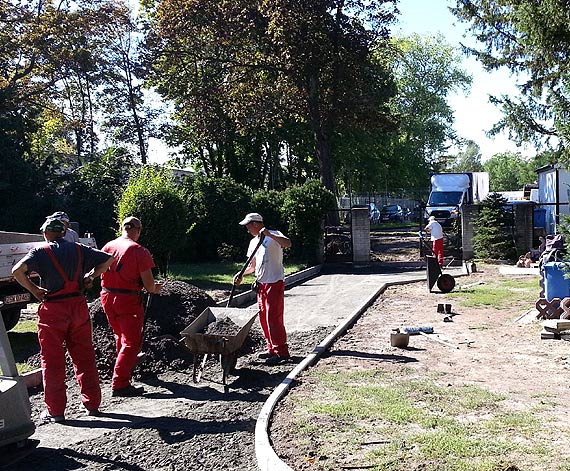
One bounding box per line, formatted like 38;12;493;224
425;172;490;227
0;231;97;331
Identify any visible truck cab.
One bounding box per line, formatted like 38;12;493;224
0;231;97;330
425;172;489;227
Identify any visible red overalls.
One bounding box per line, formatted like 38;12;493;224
257;281;289;358
100;238;153;390
39;244;101;416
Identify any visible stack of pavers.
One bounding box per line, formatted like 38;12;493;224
540;319;570;340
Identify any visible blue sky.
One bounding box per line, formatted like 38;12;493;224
393;0;536;161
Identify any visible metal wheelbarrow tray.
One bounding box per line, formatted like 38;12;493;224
180;306;258;392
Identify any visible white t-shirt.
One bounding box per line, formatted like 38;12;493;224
247;230;285;283
64;227;80;243
425;220;443;241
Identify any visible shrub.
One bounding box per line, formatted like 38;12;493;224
183;176;253;261
116;166;189;275
283;180;336;263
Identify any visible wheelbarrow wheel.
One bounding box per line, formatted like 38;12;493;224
437;274;455;293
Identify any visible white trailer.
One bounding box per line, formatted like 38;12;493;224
0;231;97;330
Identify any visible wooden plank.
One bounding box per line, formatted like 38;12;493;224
541;319;570;333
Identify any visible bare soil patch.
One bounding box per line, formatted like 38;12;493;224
269;265;570;470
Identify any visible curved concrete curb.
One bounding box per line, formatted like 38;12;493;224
255;281;391;471
255;267;467;470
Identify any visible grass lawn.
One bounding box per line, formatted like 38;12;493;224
168;261;307;291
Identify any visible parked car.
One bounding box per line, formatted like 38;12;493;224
380;204;404;223
368;203;380;224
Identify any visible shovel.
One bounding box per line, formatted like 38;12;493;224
227;233;265;307
136;292;154;364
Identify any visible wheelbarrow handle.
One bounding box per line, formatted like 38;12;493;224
227;233;265;307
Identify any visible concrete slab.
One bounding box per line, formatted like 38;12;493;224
499;266;540;276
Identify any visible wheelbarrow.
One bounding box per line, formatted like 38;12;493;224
180;306;258;393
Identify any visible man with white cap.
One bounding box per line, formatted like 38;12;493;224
12;218;114;423
234;212;292;366
46;211;79;243
424;216;444;267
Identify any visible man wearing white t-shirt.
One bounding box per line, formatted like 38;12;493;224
234;212;292;366
425;216;444;267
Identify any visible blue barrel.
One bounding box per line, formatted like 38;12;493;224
544;262;570;301
534;207;547;230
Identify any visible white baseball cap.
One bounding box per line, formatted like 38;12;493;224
239;213;263;225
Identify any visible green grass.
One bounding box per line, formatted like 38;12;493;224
289;369;553;471
168;261;306;291
8;320;39;374
449;277;539;309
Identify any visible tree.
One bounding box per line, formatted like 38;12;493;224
451;0;570;157
145;0;398;194
447;140;484;173
472;192;516;261
483;151;535;192
379;34;472;192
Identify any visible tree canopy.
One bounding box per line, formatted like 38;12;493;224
451;0;570;157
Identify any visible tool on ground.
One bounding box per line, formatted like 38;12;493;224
136;293;154;364
0;301;36;459
418;331;459;349
404;326;434;335
227;233;265;307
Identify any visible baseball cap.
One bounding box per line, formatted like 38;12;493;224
239;213;263;225
41;219;66;233
428;216;436;221
47;211;70;222
122;216;142;230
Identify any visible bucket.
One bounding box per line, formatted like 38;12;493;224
390;332;409;347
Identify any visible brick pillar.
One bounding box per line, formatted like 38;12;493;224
351;208;370;264
461;204;479;260
513;203;534;253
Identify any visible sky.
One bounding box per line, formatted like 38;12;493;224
147;0;536;165
393;0;536;161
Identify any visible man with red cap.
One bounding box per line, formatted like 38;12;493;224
233;212;292;366
12;218;114;423
100;216;162;397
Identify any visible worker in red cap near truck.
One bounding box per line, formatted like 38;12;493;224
12;218;114;423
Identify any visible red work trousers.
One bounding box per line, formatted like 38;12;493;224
37;297;101;416
100;292;144;390
257;280;289;357
433;238;444;267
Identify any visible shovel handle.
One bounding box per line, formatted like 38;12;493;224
227;233;265;307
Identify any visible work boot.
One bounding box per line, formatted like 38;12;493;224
265;355;291;366
112;384;145;397
40;410;65;424
86;409;103;417
257;351;275;360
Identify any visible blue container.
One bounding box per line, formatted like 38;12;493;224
543;262;570;301
534;207;547;230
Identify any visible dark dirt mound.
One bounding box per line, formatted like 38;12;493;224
90;280;218;379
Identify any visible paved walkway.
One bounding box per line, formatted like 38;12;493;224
30;266;465;454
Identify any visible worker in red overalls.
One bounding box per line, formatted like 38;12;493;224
100;216;162;397
12;218;114;423
233;212;292;366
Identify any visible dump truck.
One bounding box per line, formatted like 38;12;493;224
425;172;489;226
0;231;97;330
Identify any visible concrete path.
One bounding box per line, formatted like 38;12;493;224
30;266;465;453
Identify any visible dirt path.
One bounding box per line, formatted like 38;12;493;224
269;265;570;470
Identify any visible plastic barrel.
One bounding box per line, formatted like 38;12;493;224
543;262;570;301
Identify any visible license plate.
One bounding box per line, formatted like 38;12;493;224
3;293;31;305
